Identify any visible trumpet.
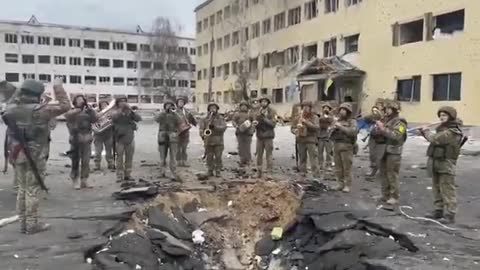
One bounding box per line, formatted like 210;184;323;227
252;120;259;127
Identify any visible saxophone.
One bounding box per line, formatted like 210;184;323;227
203;112;214;137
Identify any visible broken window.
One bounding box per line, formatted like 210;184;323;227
22;73;35;80
99;41;110;50
251;90;258;99
288;6;301;26
5;53;18;63
5;73;19;82
305;0;318;20
393;19;424;46
127;43;137;51
54;75;66;83
274;12;286;31
22;35;34;44
70;75;82;84
22;55;35;64
232;31;240;45
271;51;286;66
224;34;231;48
217;38;223;51
38;55;51;64
127;61;137;69
38;36;50;45
113;77;125;86
433;73;461;101
85;76;97;85
69;38;81;47
70;57;81;66
140;44;150;52
84;39;95;48
397;76;421;102
263;18;271;35
346;0;362;7
54;38;66;46
99;76;111;85
252;22;260;39
99;59;110;67
127;78;138;86
113;59;124;68
113;42;124;50
323;38;337;57
303;44;318;62
325;0;339;13
273;88;283;103
286;46;299;65
5;33;18;43
345;34;360;53
84;58;96;67
39;74;51;83
432;9;465;39
261;88;268;95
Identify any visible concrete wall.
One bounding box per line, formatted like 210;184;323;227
195;0;480;125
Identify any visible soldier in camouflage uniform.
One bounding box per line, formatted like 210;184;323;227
111;97;142;182
317;102;335;170
330;103;358;193
374;100;407;206
421;107;463;224
65;95;98;189
175;96;197;167
254;96;277;178
232;100;254;167
154;100;181;180
2;79;70;234
199;102;227;177
291;101;320;178
93;100;115;171
363;99;386;177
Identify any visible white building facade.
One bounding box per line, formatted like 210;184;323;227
0;16;196;110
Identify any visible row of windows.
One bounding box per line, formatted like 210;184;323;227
3;53;195;71
3;33;196;55
396;73;462;102
3;73;195;88
72;93;182;105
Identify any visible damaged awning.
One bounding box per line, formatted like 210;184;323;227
296;56;365;81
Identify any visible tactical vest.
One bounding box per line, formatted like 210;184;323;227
331;119;356;144
113;112;137;144
427;127;462;161
157;112;179;132
235;111;254;136
68;109;94;134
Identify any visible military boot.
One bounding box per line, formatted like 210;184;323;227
425;210;443;220
80;179;92;189
215;170;221;177
107;163;115;171
73;179;81;190
342;186;351;193
26;223;51;235
20;218;27;234
386;198;399;205
366;168;377;177
439;214;455;225
207;170;214;177
93;163;101;171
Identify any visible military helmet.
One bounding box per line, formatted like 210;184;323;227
239;100;250;108
301;101;313;108
338;103;353;114
176;96;188;104
20;80;45;96
438;106;457;120
321;102;333;110
207;102;220;111
164;99;175;109
115;95;128;106
258;95;271;104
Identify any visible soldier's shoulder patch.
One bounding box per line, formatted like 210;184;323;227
398;123;407;134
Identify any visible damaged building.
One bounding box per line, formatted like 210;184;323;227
194;0;480;125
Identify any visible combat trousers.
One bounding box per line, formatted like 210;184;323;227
206;145;224;173
15;160;45;233
318;138;333;168
379;154;401;200
256;138;273;173
176;132;190;165
116;142;135;181
70;142;91;182
298;143;319;177
368;140;386;172
94;134;114;168
237;135;252;166
334;143;354;188
159;142;178;176
432;172;457;215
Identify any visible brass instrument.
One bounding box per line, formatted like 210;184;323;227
407;121;441;136
177;108;192;135
296;109;308;137
92;99;116;134
203;112;214;137
238;119;252;133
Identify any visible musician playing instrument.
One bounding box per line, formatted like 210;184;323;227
111;96;142;183
154;100;182;180
175;96;197;167
93;100;115;171
199;102;227;177
330;103;358;193
291;101;320;178
254;96;277;178
64;95;98;189
363;98;386;177
317;102;335;171
232;100;255;167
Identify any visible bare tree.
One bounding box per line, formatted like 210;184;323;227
138;17;192;100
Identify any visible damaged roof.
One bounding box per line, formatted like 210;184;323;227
297;56;365;81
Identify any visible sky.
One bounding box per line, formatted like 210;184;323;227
1;0;204;38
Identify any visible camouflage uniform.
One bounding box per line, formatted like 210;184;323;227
376;101;407;205
254;96;277;177
291;101;320;177
111;99;142;181
175;96;197;167
318;103;335;170
422;107;463;224
93;100;114;170
2;79;70;234
154;100;181;179
232;101;254;166
364;104;385;177
199;103;227;176
65;95;98;189
331;103;358;192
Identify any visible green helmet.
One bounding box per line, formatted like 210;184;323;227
20;80;45;96
322;102;333;110
207;102;220;111
301;101;313;108
385;100;401;111
176;96;188;104
239;100;250;108
164;99;175;109
258;96;271;104
438;106;457;120
339;103;353;114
